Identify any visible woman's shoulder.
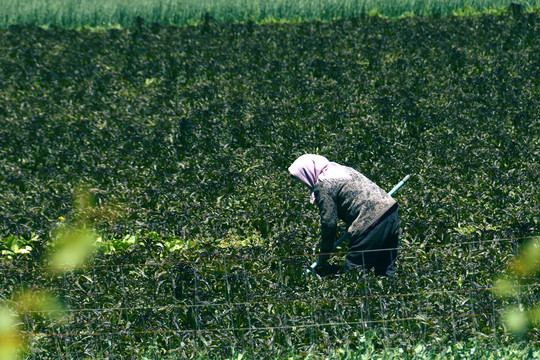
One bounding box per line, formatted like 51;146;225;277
344;166;362;177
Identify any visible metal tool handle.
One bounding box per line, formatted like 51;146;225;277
388;174;410;196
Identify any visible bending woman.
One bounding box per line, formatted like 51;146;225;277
289;154;400;276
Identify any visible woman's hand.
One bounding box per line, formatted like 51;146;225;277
315;263;343;277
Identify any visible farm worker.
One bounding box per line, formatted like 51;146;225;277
289;154;400;276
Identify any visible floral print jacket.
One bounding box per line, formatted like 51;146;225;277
312;166;396;260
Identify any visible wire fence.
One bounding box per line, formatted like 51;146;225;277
2;236;539;358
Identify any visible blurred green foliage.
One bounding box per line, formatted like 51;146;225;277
0;307;20;360
495;237;540;333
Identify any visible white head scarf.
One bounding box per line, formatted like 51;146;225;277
288;154;350;203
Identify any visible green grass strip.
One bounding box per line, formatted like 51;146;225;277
1;0;539;28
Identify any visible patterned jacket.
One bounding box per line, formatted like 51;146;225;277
312;166;396;260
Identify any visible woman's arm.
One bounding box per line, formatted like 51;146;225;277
316;191;338;265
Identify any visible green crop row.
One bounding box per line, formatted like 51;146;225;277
201;335;539;359
0;0;539;28
3;232;538;358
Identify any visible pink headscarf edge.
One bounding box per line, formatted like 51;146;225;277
288;154;350;203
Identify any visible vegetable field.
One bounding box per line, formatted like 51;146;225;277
1;5;539;359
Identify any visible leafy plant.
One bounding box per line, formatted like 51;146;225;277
0;235;38;260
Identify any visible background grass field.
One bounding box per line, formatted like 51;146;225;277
1;0;540;28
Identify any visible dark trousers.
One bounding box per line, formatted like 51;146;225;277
344;208;400;276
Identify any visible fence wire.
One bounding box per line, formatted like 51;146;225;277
2;236;539;358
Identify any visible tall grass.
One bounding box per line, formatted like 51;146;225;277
1;0;539;28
